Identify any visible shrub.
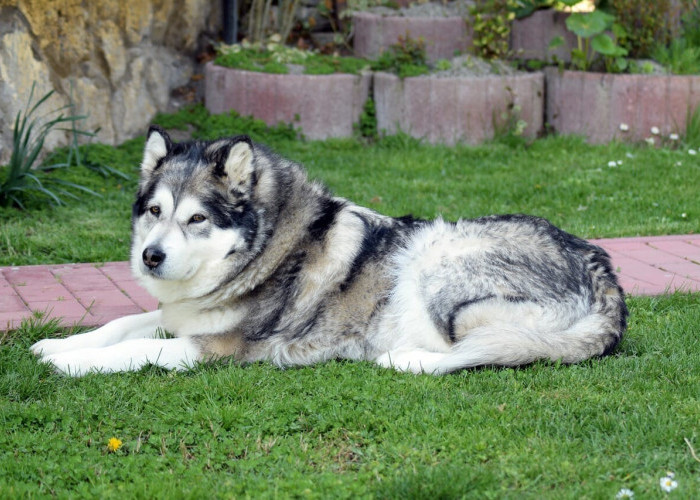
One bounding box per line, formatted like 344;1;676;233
371;34;430;78
0;84;98;209
469;0;516;60
608;0;673;58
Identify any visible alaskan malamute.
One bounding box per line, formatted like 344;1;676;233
32;127;628;376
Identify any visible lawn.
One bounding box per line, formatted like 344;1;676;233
1;107;699;497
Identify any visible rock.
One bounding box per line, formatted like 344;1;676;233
0;1;219;165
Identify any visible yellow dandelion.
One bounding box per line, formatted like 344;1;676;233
107;437;123;452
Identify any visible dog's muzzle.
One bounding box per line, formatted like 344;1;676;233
142;246;166;270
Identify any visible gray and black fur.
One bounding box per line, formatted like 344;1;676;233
127;127;627;374
31;127;628;376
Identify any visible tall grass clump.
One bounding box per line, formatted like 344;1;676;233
0;83;98;209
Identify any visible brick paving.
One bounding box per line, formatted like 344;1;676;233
1;234;699;331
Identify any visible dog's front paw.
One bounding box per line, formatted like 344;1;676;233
31;338;71;357
40;350;99;377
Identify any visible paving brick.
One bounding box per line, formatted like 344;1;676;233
0;294;29;314
604;252;676;288
30;300;90;321
0;311;33;330
647;240;700;263
55;264;118;292
15;283;72;302
3;266;56;287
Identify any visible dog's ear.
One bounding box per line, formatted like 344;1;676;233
207;136;256;197
140;126;172;178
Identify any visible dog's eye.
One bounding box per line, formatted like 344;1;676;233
149;206;161;216
189;214;206;224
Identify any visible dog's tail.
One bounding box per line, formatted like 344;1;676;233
430;246;628;374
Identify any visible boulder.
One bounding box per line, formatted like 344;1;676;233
0;1;219;164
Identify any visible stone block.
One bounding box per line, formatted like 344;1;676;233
546;69;700;143
511;9;577;62
353;12;472;63
374;71;545;145
204;63;371;140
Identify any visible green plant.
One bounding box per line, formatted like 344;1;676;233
680;1;700;47
684;103;700;146
355;97;378;140
215;39;369;76
0;84;99;209
469;0;516;60
652;37;700;75
434;59;453;72
492;88;529;147
371;34;430;78
608;0;673;59
559;9;628;72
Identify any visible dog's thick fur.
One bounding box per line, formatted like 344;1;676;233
32;127;628;376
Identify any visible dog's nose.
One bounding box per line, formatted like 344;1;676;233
142;246;166;269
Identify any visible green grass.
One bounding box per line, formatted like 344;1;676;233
1;294;699;497
1;105;699;266
1;107;699;496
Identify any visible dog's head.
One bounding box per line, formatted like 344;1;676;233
131;126;263;302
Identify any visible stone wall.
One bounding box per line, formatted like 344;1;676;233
0;0;221;164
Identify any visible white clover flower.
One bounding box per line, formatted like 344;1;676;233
676;162;683;166
626;152;635;159
608;161;618;167
645;137;655;146
669;133;679;141
651;126;660;135
682;213;687;218
619;123;630;132
616;488;635;499
660;475;678;492
689;149;697;155
617;160;623;166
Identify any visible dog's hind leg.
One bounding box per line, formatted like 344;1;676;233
375;349;450;375
31;310;163;357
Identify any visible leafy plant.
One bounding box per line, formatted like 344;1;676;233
469;0;516;60
652;37;700;75
680;1;700;47
355;97;378;140
608;0;674;59
371;34;430;78
0;84;99;209
684;103;700;146
560;9;628;72
215;38;369;75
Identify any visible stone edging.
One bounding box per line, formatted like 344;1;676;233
205;62;371;140
352;12;472;63
546;68;700;143
374;71;544;145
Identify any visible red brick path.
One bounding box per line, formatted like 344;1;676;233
1;234;699;331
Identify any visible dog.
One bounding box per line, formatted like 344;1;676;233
31;126;628;376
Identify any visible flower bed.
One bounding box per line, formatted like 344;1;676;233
546;68;700;143
374;69;544;145
204;62;371;140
